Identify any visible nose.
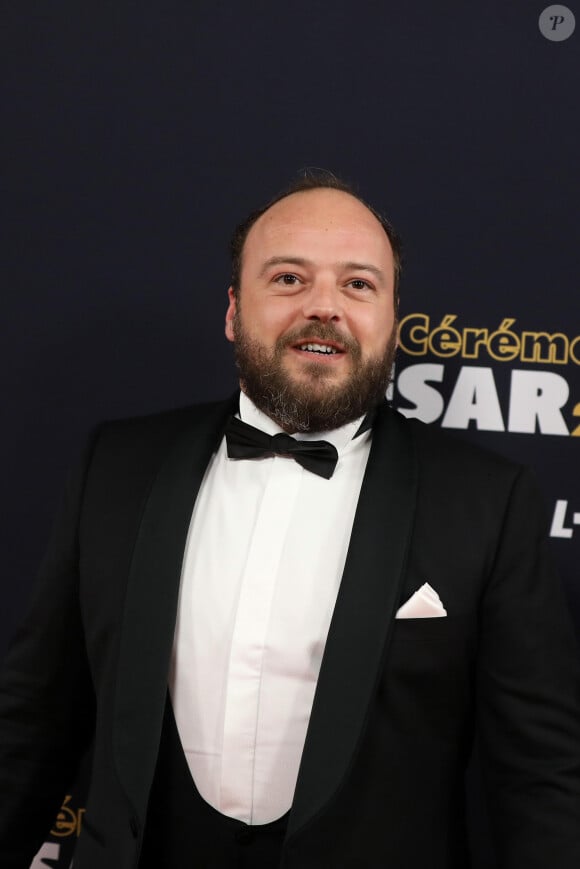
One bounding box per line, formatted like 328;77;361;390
301;277;342;322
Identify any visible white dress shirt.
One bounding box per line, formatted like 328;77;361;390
169;392;372;824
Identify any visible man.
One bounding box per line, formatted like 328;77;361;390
1;172;580;868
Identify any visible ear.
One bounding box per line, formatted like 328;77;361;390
225;286;237;343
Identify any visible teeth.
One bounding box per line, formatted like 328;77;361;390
299;343;338;354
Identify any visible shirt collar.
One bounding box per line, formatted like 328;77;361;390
238;391;369;456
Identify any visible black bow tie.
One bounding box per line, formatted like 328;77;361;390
224;416;339;479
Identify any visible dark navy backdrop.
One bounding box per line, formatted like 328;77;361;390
3;3;578;866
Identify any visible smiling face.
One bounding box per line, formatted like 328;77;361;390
225;188;398;432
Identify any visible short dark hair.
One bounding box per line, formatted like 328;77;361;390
229;169;402;310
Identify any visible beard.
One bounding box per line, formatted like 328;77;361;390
232;312;397;433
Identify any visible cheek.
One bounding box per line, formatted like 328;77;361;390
253;301;301;337
351;310;395;355
350;311;387;340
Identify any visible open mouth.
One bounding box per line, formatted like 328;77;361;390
294;341;345;356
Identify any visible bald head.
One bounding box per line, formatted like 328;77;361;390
229;174;402;309
240;188;396;303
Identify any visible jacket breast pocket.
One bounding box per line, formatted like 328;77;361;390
384;615;476;697
377;614;477;745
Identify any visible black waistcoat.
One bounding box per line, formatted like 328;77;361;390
139;698;289;869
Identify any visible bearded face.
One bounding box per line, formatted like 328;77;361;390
224;188;399;433
232;310;397;433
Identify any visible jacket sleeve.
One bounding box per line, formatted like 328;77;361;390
0;434;98;869
477;465;580;867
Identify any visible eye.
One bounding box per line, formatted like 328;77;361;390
274;273;301;286
348;279;373;291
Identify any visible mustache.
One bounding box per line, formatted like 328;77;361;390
277;323;360;355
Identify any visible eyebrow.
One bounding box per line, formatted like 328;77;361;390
338;261;385;281
258;256;312;277
259;256;385;281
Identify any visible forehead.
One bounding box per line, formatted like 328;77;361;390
242;189;393;268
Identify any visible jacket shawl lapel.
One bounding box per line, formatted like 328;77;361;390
113;396;236;823
286;403;418;842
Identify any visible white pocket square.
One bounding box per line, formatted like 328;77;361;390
395;583;447;619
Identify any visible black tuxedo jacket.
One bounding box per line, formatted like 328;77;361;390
1;396;580;868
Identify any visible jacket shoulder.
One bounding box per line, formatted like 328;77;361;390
93;396;235;459
389;407;527;488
